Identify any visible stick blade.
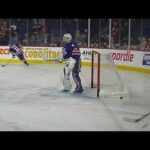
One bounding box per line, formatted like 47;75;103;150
124;112;150;123
124;117;138;123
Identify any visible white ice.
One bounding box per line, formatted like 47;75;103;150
0;63;150;131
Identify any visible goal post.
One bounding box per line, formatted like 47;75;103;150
91;50;100;97
82;50;129;98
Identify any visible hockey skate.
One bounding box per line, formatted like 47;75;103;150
23;60;29;66
72;87;83;94
25;61;29;66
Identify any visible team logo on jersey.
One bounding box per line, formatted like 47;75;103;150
143;54;150;66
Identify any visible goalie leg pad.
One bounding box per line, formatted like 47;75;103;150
59;66;71;92
64;58;76;76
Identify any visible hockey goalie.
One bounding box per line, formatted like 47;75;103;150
58;33;83;94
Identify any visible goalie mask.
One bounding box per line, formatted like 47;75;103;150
63;33;72;43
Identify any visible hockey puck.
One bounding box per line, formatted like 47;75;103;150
120;97;123;99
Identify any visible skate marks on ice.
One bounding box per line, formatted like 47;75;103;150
0;118;23;131
39;87;97;101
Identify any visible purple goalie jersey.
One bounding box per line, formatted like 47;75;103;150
62;42;81;60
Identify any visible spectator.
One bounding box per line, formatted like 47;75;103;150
30;19;44;45
22;32;28;46
0;20;9;45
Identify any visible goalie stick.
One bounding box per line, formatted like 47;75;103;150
124;112;150;123
44;58;68;63
43;58;61;63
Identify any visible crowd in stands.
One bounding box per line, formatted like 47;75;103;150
0;20;9;45
0;19;150;51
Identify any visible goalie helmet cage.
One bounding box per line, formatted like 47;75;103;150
91;50;128;98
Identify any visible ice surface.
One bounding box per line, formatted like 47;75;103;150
0;64;150;131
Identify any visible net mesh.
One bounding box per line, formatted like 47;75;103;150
81;51;129;98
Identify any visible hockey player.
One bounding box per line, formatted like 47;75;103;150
8;25;29;66
58;33;83;93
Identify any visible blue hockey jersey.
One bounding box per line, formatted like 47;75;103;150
8;39;23;56
62;42;81;60
7;38;29;65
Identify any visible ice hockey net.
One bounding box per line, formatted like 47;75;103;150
83;50;129;98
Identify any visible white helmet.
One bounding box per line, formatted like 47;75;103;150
9;24;17;30
63;33;72;43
